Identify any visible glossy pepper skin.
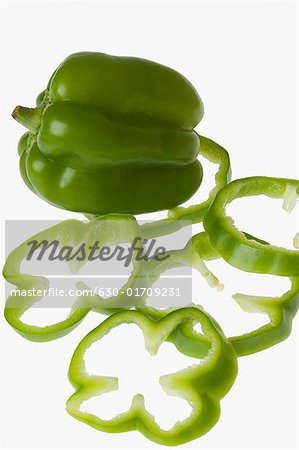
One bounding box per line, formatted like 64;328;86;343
13;52;204;215
66;308;238;446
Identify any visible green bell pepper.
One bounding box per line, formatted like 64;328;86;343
66;308;238;446
138;232;299;356
203;176;299;276
3;215;148;341
13;51;204;215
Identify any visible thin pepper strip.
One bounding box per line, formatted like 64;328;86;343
138;232;299;356
140;136;231;239
203;176;299;276
66;308;238;446
3;215;148;341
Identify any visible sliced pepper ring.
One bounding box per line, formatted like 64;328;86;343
66;308;238;446
140;136;231;239
138;232;299;356
203;176;299;276
3;215;148;341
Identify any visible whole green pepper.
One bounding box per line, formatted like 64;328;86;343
13;52;204;215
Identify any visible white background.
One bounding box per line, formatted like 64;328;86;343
0;1;298;449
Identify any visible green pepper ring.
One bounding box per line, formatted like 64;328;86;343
203;176;299;276
66;308;238;446
137;232;299;357
3;215;148;342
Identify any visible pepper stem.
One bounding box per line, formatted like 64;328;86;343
12;106;42;133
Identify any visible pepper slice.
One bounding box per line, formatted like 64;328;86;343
138;232;299;356
66;308;238;446
140;136;231;239
3;215;148;341
203;176;299;276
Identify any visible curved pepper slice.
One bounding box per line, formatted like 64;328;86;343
138;232;299;356
204;176;299;276
66;308;238;446
140;136;231;239
12;51;204;215
3;215;148;341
